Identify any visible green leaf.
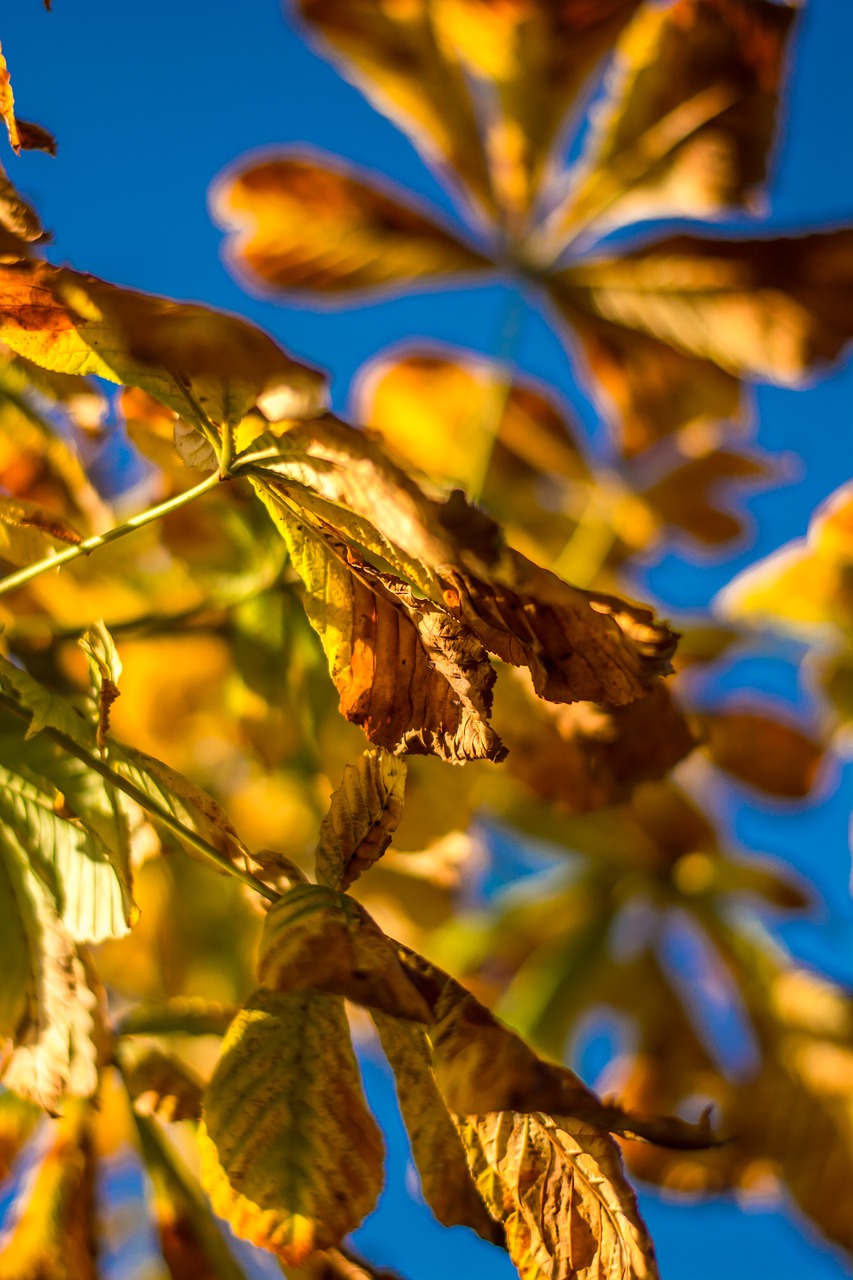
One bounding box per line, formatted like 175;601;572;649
198;989;384;1265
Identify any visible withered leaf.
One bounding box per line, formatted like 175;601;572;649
457;1109;659;1280
315;748;406;891
556;0;798;239
696;706;825;798
640;447;772;547
372;1011;503;1242
213;154;491;299
199;989;384;1264
258;883;432;1023
120;1044;205;1123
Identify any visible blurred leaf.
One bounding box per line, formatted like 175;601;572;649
0;1103;98;1280
0;260;327;439
0;42;55;156
213;154;491;299
696;706;826;798
372;1011;503;1242
640;447;772;547
556;0;798;239
552;230;853;386
258;883;432;1023
0;496;81;571
295;0;495;215
120;1044;204;1123
199;989;384;1264
0;1090;41;1183
315;748;405;891
117;997;238;1038
457;1110;657;1280
135;1111;250;1280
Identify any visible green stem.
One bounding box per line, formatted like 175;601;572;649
0;691;278;902
0;471;223;600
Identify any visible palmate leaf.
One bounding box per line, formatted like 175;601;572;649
212;153;491;298
314;748;406;891
198;989;384;1265
0;1102;98;1280
0;259;326;436
554;0;798;241
457;1110;658;1280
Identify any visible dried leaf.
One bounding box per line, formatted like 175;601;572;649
372;1011;502;1241
0;1103;98;1280
697;706;825;798
640;447;772;547
199;989;384;1264
457;1109;658;1280
315;749;405;890
258;883;432;1023
213;154;491;299
556;0;798;238
120;1045;204;1123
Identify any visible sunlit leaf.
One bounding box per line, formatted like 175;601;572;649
0;260;327;440
0;1103;98;1280
0;42;54;157
213;153;491;300
258;883;432;1023
555;0;798;240
457;1109;658;1280
315;749;405;890
295;0;494;215
120;1044;204;1123
372;1011;503;1241
199;989;384;1264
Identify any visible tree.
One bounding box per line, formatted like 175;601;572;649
0;3;851;1278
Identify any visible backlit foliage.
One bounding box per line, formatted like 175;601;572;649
0;4;851;1279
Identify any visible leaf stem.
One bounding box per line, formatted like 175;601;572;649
0;471;223;600
0;691;279;902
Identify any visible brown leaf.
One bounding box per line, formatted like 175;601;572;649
257;883;433;1023
372;1011;503;1242
213;153;491;299
0;163;43;246
315;749;406;891
640;447;773;546
457;1109;659;1280
296;0;495;216
120;1045;205;1123
555;0;798;239
697;706;826;798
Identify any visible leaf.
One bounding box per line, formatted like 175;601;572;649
315;749;405;890
120;1045;204;1123
0;496;81;574
198;989;384;1264
556;0;798;239
696;706;825;798
212;153;491;300
79;621;122;756
553;229;853;387
259;508;505;763
0;46;51;158
117;997;238;1038
134;1111;251;1280
0;1103;98;1280
0;259;327;439
257;883;432;1023
456;1110;658;1280
295;0;494;215
431;0;644;225
640;446;773;547
0;163;43;245
0;653;93;743
0;1090;41;1183
372;1012;502;1241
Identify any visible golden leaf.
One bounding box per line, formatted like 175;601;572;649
199;989;384;1264
212;154;491;299
639;447;772;547
372;1011;503;1241
458;1109;658;1280
315;748;405;891
258;883;432;1023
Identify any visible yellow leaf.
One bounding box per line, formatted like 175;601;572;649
0;1103;98;1280
198;989;384;1265
0;259;327;437
258;883;432;1023
372;1012;502;1241
555;0;798;240
456;1109;658;1280
213;153;491;300
315;749;405;891
295;0;494;216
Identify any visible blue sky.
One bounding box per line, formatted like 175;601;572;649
3;3;853;1278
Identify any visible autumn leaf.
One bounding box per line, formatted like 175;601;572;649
554;0;798;240
117;996;238;1039
0;1103;98;1280
119;1043;205;1123
0;259;327;443
212;153;491;299
640;447;773;548
0;1090;41;1183
199;989;384;1264
456;1109;658;1280
315;748;405;890
372;1011;503;1242
258;883;432;1023
695;705;826;798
